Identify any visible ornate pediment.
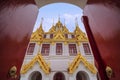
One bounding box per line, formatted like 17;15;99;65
74;26;88;41
31;32;42;40
62;26;69;33
53;30;65;40
68;53;97;74
21;53;50;74
30;24;44;41
48;19;69;34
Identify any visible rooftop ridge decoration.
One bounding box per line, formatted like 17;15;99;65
53;29;65;40
31;18;44;41
68;53;97;74
30;18;88;43
20;53;50;74
74;25;88;41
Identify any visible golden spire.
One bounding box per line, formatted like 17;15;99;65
74;18;88;41
40;17;43;27
37;17;44;33
48;18;55;33
30;18;44;41
56;15;63;28
74;17;82;33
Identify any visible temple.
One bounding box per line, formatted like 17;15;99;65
20;18;97;80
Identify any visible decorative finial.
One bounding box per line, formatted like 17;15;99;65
40;17;44;25
39;17;44;30
58;14;60;22
38;17;44;33
75;17;78;26
64;18;66;26
52;18;54;26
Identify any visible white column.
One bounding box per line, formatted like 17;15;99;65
50;43;56;56
79;43;85;55
63;43;69;56
33;43;40;56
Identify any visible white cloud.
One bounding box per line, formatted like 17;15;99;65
61;13;85;32
62;13;81;24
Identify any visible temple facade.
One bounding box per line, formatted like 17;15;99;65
20;18;97;80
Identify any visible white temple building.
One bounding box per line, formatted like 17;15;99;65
20;18;97;80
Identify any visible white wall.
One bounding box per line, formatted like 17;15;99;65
21;41;96;80
21;60;97;80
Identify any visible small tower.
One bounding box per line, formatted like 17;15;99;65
30;18;44;44
38;17;44;33
74;18;87;41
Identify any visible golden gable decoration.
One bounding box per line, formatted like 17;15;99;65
68;53;97;74
53;30;65;40
21;53;50;74
30;18;88;44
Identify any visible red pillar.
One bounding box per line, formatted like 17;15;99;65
83;0;120;80
0;1;38;80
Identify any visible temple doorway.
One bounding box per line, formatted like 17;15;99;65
76;71;89;80
29;71;42;80
53;72;65;80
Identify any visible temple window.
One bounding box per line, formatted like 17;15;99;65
69;44;77;56
50;34;53;39
83;43;91;55
54;72;65;80
27;43;35;55
41;44;50;56
56;43;63;55
65;34;68;38
71;34;75;38
44;34;46;38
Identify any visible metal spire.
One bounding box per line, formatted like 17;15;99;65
58;14;60;22
64;18;66;26
40;17;44;25
75;17;78;27
52;18;54;26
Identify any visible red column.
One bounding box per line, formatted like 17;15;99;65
83;0;120;80
0;1;38;80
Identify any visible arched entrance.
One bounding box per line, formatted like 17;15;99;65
0;0;120;80
76;71;89;80
53;72;65;80
29;71;42;80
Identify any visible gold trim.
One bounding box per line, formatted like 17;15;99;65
21;53;50;74
68;53;97;74
30;19;88;43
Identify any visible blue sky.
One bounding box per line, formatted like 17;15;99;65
33;3;85;32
